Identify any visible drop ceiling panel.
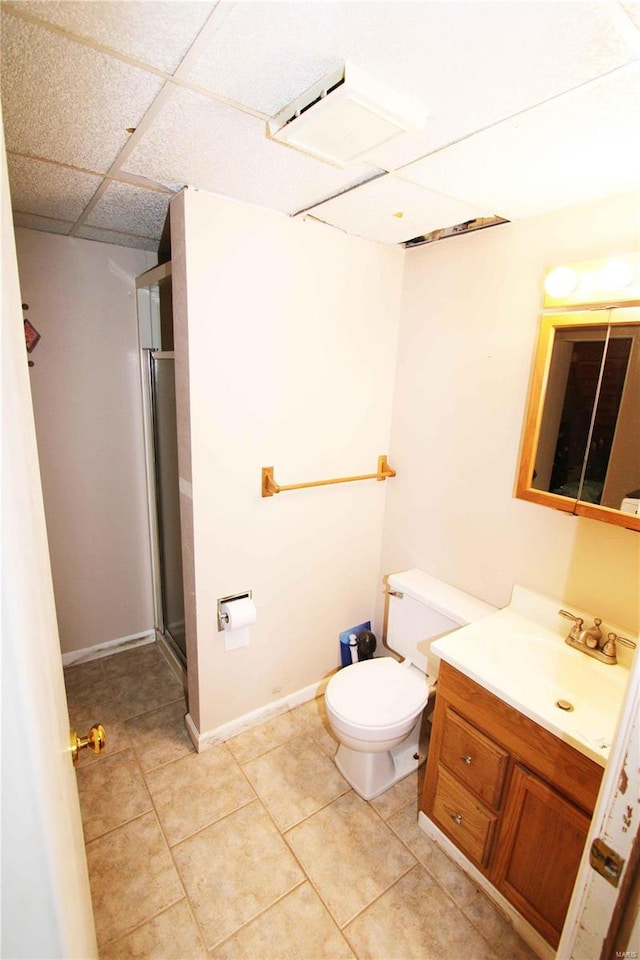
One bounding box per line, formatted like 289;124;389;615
0;11;165;171
398;64;640;220
87;181;171;240
185;2;342;116
75;224;158;251
7;154;102;221
13;212;72;235
621;1;640;31
123;86;381;214
185;1;639;165
7;1;215;73
307;175;494;245
343;1;640;170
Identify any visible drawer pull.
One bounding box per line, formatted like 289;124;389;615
451;813;463;825
461;755;472;764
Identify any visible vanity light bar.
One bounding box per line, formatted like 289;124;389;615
543;254;640;310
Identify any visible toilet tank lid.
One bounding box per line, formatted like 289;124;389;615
387;569;496;625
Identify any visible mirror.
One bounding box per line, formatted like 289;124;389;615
516;307;640;532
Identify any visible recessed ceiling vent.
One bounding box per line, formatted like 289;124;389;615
267;64;427;167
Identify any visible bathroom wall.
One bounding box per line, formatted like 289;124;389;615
14;229;156;654
173;188;405;735
381;189;640;633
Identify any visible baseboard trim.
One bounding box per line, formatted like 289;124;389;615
185;677;331;752
61;630;156;666
417;812;554;960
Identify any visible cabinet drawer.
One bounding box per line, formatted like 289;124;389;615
441;707;509;810
433;765;498;868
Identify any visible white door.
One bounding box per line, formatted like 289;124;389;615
1;119;97;959
558;632;640;958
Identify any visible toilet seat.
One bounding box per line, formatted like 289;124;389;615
326;657;429;729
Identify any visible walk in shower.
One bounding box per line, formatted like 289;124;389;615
137;265;186;667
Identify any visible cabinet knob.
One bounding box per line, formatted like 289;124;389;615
451;813;463;825
461;755;472;765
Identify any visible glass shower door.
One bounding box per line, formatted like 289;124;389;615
149;352;186;662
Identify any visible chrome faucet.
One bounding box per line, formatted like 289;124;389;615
559;610;636;664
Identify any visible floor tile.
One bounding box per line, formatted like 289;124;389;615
242;735;350;831
210;882;356;960
344;863;498;960
172;799;304;950
146;743;255;845
85;812;184;947
290;696;338;757
115;660;184;720
462;890;539;960
101;641;163;682
387;803;479;908
76;748;152;841
370;770;421;820
64;657;106;694
64;659;114;716
99;899;208;960
285;790;416;928
125;699;193;772
225;710;304;764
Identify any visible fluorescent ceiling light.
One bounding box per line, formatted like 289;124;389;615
268;64;427;167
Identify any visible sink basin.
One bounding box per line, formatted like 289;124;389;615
430;587;634;766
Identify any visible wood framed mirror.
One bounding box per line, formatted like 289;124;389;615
516;258;640;533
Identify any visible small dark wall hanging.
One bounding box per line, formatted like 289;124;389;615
23;303;41;366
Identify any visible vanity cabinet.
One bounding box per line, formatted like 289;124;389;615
422;662;603;949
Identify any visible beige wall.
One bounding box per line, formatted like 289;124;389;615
381;190;640;633
175;189;405;734
14;229;156;654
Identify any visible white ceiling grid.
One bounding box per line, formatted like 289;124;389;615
1;0;640;251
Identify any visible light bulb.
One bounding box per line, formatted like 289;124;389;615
599;257;635;291
544;266;578;298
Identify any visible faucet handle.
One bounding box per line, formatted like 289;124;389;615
603;632;637;660
559;609;584;628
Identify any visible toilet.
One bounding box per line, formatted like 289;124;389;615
325;569;495;800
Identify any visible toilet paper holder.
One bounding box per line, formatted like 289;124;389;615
217;591;253;631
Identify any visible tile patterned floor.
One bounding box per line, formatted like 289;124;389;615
65;643;538;960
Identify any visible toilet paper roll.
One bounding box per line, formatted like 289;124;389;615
220;597;257;632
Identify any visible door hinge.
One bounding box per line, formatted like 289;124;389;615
589;837;625;887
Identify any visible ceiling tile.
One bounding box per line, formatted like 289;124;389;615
75;225;158;251
1;10;165;172
397;64;640;220
13;212;72;235
122;86;381;214
185;2;341;116
306;175;493;245
621;1;640;31
87;181;171;239
185;1;639;162
339;1;640;170
7;154;102;220
9;1;216;73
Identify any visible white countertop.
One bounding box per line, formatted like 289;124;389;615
430;586;635;766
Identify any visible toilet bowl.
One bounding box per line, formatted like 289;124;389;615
325;569;495;800
326;656;432;799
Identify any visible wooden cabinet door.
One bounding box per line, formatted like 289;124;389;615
493;764;592;948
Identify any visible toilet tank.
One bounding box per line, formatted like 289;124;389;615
386;569;495;677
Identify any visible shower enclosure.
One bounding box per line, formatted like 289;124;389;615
136;264;186;667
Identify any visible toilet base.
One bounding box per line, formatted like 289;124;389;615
334;716;425;800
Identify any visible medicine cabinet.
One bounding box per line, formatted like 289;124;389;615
516;256;640;532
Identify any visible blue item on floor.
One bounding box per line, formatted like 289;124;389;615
339;621;371;667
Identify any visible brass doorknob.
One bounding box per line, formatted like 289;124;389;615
70;724;106;765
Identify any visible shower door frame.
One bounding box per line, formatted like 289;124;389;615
136;262;187;673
